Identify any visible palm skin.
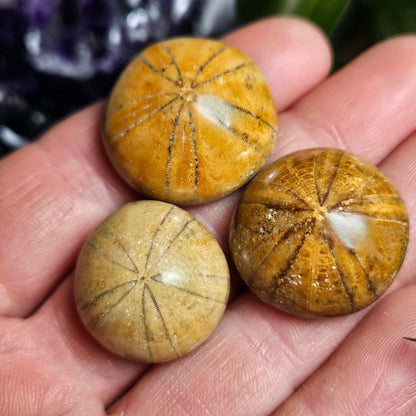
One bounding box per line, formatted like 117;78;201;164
0;17;415;416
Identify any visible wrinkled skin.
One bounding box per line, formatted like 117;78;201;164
0;17;415;416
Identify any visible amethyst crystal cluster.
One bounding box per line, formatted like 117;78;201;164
0;0;238;156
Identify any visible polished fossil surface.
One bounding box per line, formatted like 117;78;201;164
230;148;409;318
75;200;230;362
103;37;277;205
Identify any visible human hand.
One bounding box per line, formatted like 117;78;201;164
1;17;415;415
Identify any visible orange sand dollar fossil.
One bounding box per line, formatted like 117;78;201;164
230;148;409;318
103;37;277;204
75;201;230;362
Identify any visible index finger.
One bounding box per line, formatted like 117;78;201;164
108;36;416;416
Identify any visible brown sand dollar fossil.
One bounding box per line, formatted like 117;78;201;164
230;148;409;318
75;201;230;362
103;37;277;205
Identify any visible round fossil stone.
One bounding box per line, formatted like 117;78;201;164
230;148;409;318
75;200;230;362
103;37;277;205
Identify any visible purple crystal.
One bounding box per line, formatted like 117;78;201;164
21;0;60;29
0;0;240;156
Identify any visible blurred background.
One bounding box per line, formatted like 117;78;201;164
0;0;415;157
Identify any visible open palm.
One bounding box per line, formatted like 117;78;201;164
1;17;415;416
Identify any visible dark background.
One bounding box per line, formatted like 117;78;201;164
0;0;414;157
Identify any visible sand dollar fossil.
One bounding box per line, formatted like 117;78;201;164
230;148;409;318
103;37;277;205
75;200;230;362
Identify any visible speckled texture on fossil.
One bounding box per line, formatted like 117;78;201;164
103;37;277;205
230;148;409;318
75;200;230;362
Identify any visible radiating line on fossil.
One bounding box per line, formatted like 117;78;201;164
142;283;178;358
188;105;199;199
313;153;342;206
365;216;408;226
87;242;139;274
86;280;138;329
351;248;378;296
240;201;314;213
216;99;277;132
251;181;314;210
110;96;179;144
249;219;313;285
326;210;408;226
150;274;225;304
165;101;185;196
322;234;355;311
142;285;153;360
111;93;179;116
150;272;229;280
147;219;195;270
98;226;139;273
327;194;404;211
193;62;254;88
313;154;325;206
144;205;175;272
163;42;183;86
81;279;138;310
197;274;229;279
269;220;315;294
313;154;320;206
284;161;317;205
139;55;181;87
340;170;396;205
320;151;344;206
191;46;228;87
212;112;265;158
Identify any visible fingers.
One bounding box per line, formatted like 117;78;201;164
0;17;332;318
222;16;332;110
379;132;416;287
108;291;360;416
0;276;142;416
273;284;416;416
3;19;415;416
0;17;334;415
107;39;416;415
275;35;416;162
380;132;416;213
0;103;136;318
